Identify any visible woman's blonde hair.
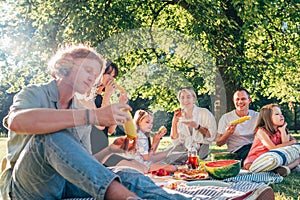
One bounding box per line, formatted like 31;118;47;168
177;87;197;101
48;44;105;79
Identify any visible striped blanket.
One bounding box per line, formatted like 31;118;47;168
159;171;282;199
176;181;267;200
62;172;282;200
221;171;283;184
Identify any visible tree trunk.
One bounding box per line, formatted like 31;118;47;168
213;66;237;123
294;103;298;133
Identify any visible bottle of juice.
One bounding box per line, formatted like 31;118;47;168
188;146;199;169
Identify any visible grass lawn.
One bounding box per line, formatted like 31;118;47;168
0;134;299;199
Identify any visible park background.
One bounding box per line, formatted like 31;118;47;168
0;0;299;199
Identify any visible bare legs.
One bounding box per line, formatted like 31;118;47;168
287;157;300;170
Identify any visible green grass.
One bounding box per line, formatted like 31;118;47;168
1;135;299;199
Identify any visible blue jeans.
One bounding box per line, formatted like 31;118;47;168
10;130;190;200
11;130;116;199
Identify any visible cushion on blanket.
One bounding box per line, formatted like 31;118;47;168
249;143;300;173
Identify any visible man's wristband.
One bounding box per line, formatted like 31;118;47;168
197;124;201;130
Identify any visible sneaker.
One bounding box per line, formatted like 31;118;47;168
273;166;291;177
245;185;275;200
229;185;275;200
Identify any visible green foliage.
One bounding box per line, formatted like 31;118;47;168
0;0;299;132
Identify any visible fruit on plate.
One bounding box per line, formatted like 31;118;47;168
211;152;237;161
204;160;241;179
151;168;170;176
123;110;137;139
230;116;251;125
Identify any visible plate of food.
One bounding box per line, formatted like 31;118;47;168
186;180;230;187
173;169;210;181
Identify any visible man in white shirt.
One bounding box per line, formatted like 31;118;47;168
216;88;259;166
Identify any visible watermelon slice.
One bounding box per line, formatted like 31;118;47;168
204;160;241;179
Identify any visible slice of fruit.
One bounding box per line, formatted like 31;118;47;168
204;160;241;179
151;168;170;176
230;116;251;125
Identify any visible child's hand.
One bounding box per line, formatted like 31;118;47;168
153;133;163;144
157;126;167;136
154;130;166;140
291;138;297;144
278;122;287;133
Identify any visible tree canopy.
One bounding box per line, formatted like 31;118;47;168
0;0;299;132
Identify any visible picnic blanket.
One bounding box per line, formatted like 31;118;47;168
151;171;283;199
62;171;283;200
221;171;283;184
175;181;267;200
62;199;95;200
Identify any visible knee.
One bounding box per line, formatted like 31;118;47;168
117;160;149;174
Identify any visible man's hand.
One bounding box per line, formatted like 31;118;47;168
216;123;237;147
225;124;237;135
92;103;131;126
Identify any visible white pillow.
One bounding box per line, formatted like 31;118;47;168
249;143;300;173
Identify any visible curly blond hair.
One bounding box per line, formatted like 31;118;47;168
47;44;106;79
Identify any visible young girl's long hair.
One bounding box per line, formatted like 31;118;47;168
255;103;288;135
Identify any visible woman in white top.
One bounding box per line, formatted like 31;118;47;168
168;87;217;164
